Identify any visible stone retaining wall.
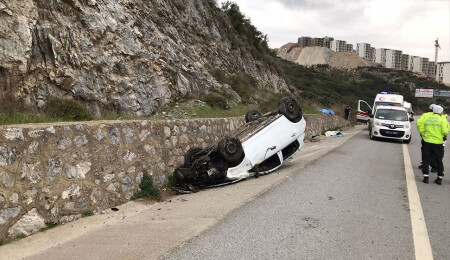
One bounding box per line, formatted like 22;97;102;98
0;115;349;240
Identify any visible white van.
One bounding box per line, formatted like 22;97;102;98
403;101;414;117
357;92;404;123
369;106;413;143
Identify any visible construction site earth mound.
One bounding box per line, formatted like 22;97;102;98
277;44;378;69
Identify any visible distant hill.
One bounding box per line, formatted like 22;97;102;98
277;43;377;69
275;57;450;113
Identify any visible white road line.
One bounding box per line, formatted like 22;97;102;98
402;144;434;260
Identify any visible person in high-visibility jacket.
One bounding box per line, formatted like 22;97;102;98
417;105;449;184
418;104;436;170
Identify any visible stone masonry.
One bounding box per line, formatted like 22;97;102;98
0;114;349;240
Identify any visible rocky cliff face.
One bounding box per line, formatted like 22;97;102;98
0;0;288;116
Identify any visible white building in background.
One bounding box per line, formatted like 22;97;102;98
428;62;436;77
356;43;372;60
375;48;389;67
370;47;376;62
385;49;402;70
412;57;429;74
401;54;410;70
330;40;347;52
409;56;418;71
436;62;450;85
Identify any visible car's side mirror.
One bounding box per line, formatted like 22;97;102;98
409;117;414;122
369;114;374;118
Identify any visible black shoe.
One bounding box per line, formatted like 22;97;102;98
418;164;423;169
423;177;429;183
435;178;442;185
431;167;438;173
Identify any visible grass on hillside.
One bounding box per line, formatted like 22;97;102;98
276;58;450;113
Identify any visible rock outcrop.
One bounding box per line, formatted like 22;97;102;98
278;43;378;69
0;0;288;116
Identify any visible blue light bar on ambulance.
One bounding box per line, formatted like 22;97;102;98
380;91;388;94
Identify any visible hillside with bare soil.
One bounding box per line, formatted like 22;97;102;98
277;43;378;69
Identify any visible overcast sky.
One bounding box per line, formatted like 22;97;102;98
218;0;450;62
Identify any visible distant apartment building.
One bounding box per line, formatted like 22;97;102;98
299;36;334;48
436;62;450;85
357;43;372;60
346;44;354;52
409;56;418;71
370;47;376;62
310;37;323;47
401;54;410;70
375;48;389;67
428;62;436;77
385;49;402;70
323;36;334;48
298;36;311;47
412;57;429;74
331;40;347;52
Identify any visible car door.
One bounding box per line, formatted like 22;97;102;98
357;100;372;123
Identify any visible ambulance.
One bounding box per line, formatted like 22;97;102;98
357;92;404;123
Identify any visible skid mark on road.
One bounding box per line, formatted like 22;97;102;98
402;144;433;260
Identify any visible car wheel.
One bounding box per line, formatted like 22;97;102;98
245;110;262;123
279;97;302;123
185;147;203;165
404;137;411;144
218;137;244;166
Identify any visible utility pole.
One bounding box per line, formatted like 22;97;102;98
434;38;441;62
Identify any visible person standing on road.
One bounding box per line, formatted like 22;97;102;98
419;104;436;170
344;105;351;120
417;105;449;185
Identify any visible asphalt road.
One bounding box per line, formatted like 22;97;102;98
163;122;450;260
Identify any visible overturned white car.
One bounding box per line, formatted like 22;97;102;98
174;97;307;188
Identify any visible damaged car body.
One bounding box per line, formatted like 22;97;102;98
174;97;307;188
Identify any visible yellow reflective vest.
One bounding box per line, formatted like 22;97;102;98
417;112;449;144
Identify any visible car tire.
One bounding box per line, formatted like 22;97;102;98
404;137;411;144
185;147;203;165
279;97;302;123
218;137;244;166
245;110;262;123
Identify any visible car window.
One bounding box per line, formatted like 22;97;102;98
375;109;408;121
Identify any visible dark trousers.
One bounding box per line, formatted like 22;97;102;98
422;142;444;177
421;139;439;169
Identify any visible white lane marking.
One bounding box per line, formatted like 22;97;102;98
402;144;434;260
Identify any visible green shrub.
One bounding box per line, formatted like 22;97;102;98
82;210;94;217
227;73;257;102
203;92;228;109
132;171;161;200
209;68;227;84
43;96;94;121
15;233;26;239
40;221;58;232
165;174;178;189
